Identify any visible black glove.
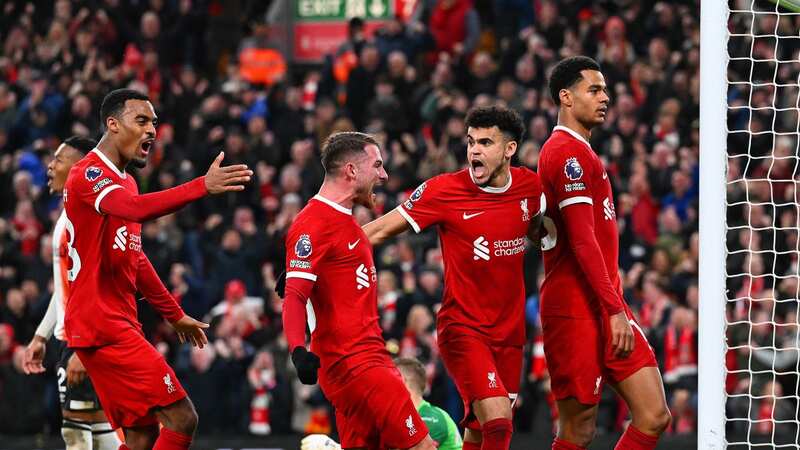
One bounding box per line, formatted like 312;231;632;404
275;270;286;298
291;347;320;385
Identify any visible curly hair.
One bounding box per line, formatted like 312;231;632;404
464;105;525;144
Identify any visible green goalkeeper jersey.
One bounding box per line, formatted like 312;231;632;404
418;400;462;450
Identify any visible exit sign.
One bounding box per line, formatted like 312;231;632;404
295;0;393;20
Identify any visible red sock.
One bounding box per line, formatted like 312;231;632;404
463;441;482;450
480;418;513;450
153;428;193;450
614;425;659;450
552;438;585;449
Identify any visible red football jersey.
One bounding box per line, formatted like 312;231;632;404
397;167;543;346
63;150;178;347
538;126;622;318
285;195;392;390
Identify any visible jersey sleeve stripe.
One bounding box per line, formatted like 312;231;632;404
94;184;123;214
396;205;421;233
558;196;593;209
286;271;318;281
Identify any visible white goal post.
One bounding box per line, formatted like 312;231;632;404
698;0;728;448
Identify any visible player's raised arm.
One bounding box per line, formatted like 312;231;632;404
362;208;412;246
96;152;251;222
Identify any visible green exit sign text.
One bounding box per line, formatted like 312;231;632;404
296;0;392;20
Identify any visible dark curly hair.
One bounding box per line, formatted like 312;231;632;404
464;106;525;144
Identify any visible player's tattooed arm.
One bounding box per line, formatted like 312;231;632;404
362;209;411;246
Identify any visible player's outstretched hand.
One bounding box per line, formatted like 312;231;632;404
301;434;341;450
291;347;321;385
23;335;47;375
66;353;87;387
609;311;634;359
204;151;253;194
171;314;210;348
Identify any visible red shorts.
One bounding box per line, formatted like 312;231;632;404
438;326;523;430
75;329;186;429
324;365;427;449
542;309;657;405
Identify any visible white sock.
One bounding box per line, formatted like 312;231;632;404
62;420;93;450
91;422;122;450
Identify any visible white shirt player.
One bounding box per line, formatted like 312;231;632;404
34;209;70;341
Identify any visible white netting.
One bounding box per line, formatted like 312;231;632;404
725;0;800;447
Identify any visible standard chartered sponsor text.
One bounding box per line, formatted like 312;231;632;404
493;236;526;256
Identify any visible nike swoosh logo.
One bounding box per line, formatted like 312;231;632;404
462;212;485;220
348;239;360;250
602;172;608;180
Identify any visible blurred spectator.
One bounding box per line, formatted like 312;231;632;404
423;0;481;58
206;229;261;298
208;279;264;337
1;288;35;344
0;323;16;365
170;262;209;320
368;75;409;137
238;22;287;87
346;44;381;130
0;345;46;433
10;199;42;257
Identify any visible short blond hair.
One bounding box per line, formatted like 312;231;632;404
394;357;426;394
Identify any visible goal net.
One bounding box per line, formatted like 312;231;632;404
702;0;800;448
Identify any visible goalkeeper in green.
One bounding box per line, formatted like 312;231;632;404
302;357;463;450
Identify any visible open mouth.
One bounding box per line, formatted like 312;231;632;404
471;159;487;178
369;184;378;204
140;139;155;156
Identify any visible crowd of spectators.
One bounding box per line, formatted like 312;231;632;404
0;0;702;441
